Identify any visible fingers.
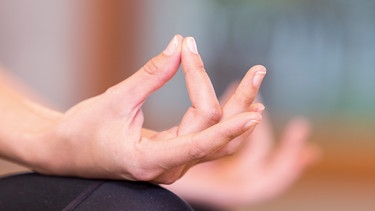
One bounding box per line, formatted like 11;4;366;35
106;35;183;111
218;80;240;105
222;65;266;119
276;117;320;167
298;143;322;167
268;118;313;184
178;37;222;135
248;102;266;114
228;113;274;167
160;112;262;168
277;117;312;159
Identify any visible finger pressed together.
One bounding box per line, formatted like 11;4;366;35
34;35;268;184
106;34;184;114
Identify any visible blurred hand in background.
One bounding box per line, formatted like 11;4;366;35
164;82;320;209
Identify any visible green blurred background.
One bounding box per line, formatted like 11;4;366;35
142;1;375;210
0;0;374;210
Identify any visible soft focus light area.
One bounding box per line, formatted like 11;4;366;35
0;0;374;210
0;0;81;109
141;1;375;210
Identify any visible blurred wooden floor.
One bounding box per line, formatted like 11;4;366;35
245;118;375;211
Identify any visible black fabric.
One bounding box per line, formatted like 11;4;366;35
0;173;193;211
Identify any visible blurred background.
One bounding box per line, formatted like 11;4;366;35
0;0;374;210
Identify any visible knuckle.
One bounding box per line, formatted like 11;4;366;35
194;61;205;72
185;59;205;73
199;104;222;124
233;89;255;105
142;57;161;77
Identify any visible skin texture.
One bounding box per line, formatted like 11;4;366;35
0;35;319;209
0;35;265;184
164;82;320;209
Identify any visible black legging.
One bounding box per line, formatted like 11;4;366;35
0;173;193;211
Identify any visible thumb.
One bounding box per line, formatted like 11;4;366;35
107;35;183;110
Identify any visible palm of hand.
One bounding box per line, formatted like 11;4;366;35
52;82;255;183
44;36;265;184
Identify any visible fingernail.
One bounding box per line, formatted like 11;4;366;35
245;119;260;129
187;37;199;54
244;113;262;129
164;35;178;56
256;104;266;114
253;71;266;87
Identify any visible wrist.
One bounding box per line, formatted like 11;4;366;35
14;105;64;174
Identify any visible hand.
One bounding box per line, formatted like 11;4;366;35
163;83;320;209
28;36;264;184
176;40;267;161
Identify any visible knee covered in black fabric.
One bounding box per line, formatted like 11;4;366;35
0;173;193;211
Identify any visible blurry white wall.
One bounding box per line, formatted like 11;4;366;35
141;0;375;129
141;0;216;130
140;1;375;210
0;0;88;109
0;0;144;176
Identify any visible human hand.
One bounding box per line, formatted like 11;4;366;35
164;84;320;209
177;48;267;161
30;35;264;184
